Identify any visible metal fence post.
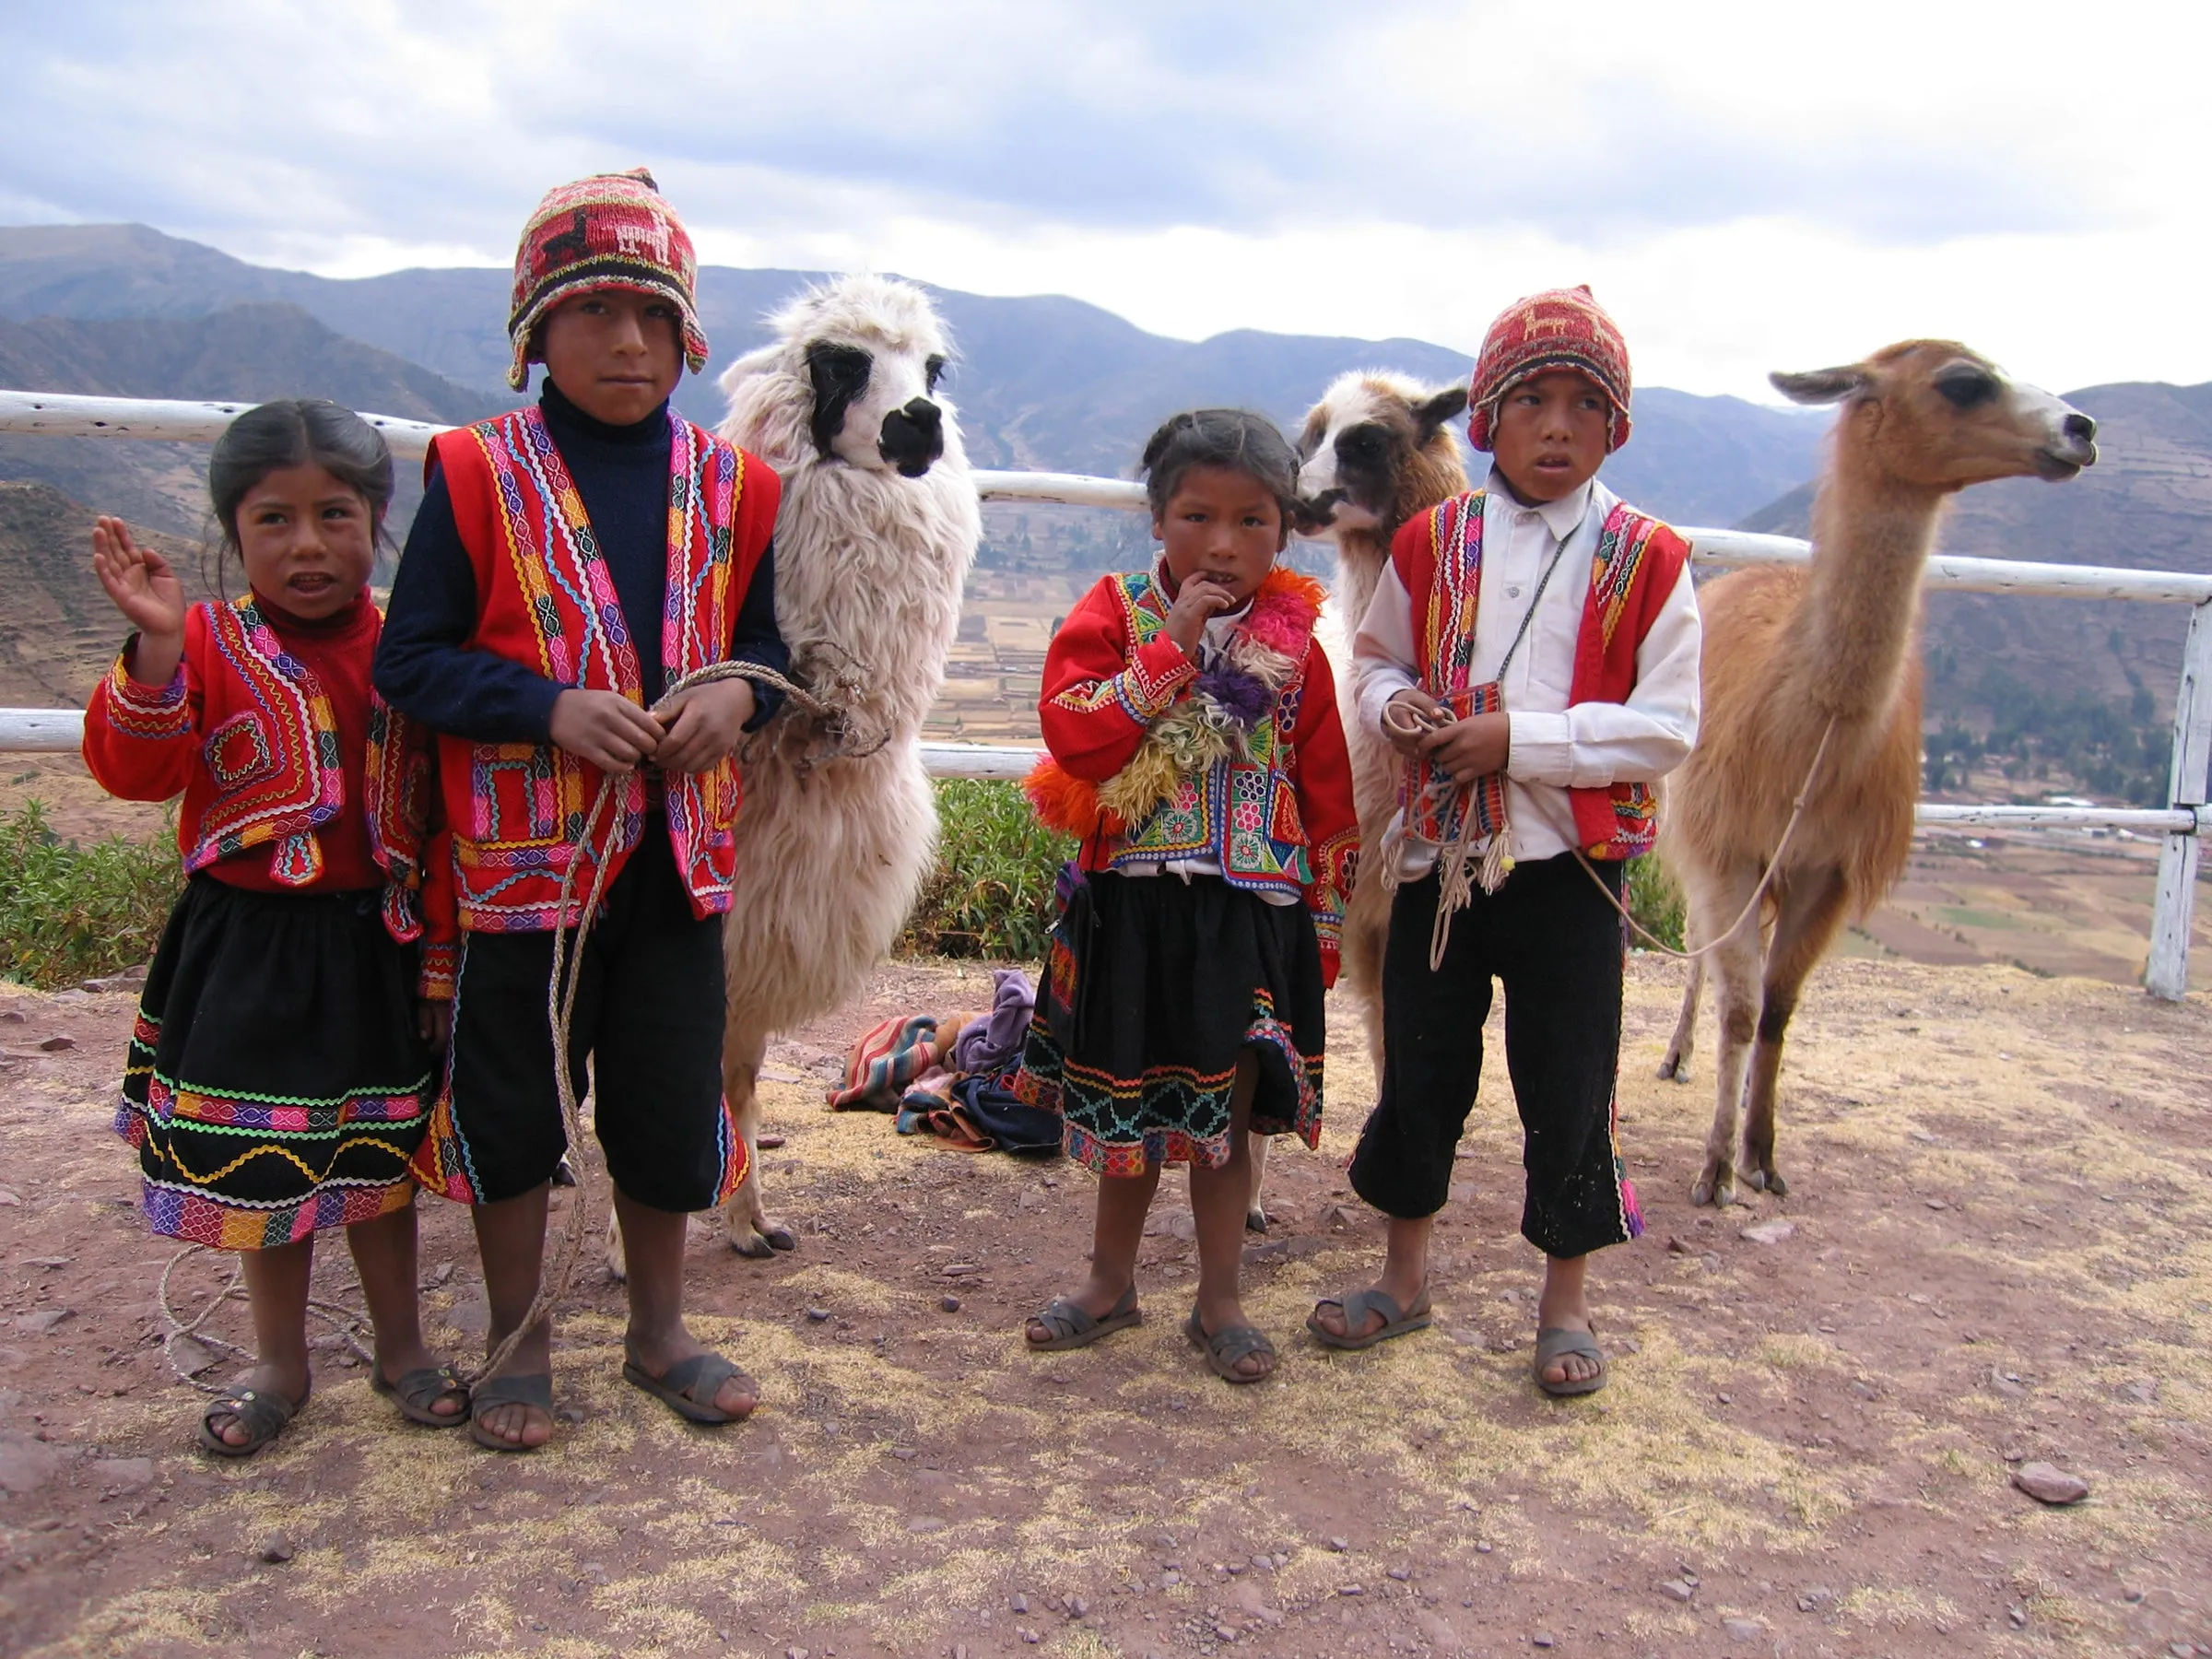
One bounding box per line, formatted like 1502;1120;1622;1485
2147;599;2212;1000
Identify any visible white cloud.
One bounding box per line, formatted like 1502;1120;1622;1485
3;0;2209;397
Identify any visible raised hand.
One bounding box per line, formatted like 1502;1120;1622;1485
548;689;664;773
90;515;186;686
1164;572;1239;660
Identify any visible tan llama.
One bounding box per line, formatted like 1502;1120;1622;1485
1659;341;2097;1208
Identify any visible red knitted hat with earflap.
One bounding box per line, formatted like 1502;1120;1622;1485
1465;285;1632;453
506;168;709;392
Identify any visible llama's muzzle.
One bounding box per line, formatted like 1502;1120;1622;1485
878;398;946;477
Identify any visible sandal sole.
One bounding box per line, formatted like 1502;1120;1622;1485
621;1360;755;1425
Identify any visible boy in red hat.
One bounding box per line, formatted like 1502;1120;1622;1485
1308;286;1702;1395
376;169;787;1449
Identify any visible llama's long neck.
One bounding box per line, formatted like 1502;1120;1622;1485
1784;446;1947;727
1332;524;1393;635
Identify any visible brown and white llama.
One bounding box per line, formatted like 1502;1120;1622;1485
1658;341;2096;1207
605;276;981;1272
1224;372;1467;1230
1293;373;1470;1069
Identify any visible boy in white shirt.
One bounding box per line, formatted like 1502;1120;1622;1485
1308;287;1701;1395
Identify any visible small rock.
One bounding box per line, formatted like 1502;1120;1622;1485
2007;1606;2028;1628
1416;1612;1460;1651
168;1335;220;1375
1009;1593;1029;1614
0;1011;22;1024
1658;1578;1695;1603
805;1306;831;1323
1796;1586;1836;1614
0;1432;64;1494
940;1295;961;1312
784;1647;808;1659
1327;1535;1348;1552
1068;1595;1088;1618
1387;1565;1411;1582
2012;1462;2089;1505
757;1133;786;1150
556;1406;584;1426
15;1309;72;1335
24;1256;67;1270
1336;1584;1364;1596
1532;1636;1556;1651
52;989;88;1004
1738;1219;1794;1245
1018;1630;1039;1646
0;1187;18;1206
1159;1570;1181;1587
907;1516;947;1534
1477;1541;1493;1554
1988;1368;2029;1400
93;1456;154;1493
258;1533;295;1563
943;1263;977;1277
1722;1618;1765;1640
37;1035;75;1053
1716;1392;1733;1406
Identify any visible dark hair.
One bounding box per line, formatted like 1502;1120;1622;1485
1138;407;1300;524
206;398;395;571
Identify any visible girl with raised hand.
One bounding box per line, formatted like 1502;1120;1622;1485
84;399;458;1454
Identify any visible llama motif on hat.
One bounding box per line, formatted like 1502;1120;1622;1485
1466;285;1633;453
506;168;711;391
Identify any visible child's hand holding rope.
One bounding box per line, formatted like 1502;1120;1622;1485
654;677;756;773
1385;689;1510;784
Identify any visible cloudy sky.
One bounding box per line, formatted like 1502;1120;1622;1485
4;0;2206;400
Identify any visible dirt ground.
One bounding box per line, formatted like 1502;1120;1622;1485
1;949;2207;1659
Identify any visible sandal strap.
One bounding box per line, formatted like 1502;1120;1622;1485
385;1364;467;1411
471;1372;554;1414
1205;1324;1277;1366
203;1387;297;1447
1031;1296;1100;1341
655;1352;747;1408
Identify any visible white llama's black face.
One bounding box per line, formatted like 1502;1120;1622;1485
805;338;949;477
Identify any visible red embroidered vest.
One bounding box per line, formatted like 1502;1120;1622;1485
427;406;780;930
97;596;434;938
1394;490;1690;860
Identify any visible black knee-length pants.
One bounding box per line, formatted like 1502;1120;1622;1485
1347;853;1644;1258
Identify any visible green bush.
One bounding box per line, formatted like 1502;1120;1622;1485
1625;854;1688;952
901;779;1074;961
0;801;182;989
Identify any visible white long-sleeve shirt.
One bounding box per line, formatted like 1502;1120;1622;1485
1352;465;1702;874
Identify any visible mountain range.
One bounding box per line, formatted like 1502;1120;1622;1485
1;222;2207;758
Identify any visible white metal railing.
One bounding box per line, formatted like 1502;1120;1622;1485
3;389;2206;998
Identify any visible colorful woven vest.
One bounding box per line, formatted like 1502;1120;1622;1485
175;596;346;886
427;405;777;930
1028;569;1321;899
1398;489;1688;861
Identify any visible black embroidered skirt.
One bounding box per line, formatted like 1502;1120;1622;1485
1012;870;1326;1176
113;875;432;1249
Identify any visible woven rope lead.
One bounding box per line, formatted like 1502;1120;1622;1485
465;656;885;1388
1384;700;1837;971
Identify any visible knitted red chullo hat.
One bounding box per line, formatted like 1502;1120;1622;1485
1465;285;1632;453
506;168;710;392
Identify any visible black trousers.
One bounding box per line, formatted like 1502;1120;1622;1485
442;825;735;1212
1348;854;1643;1258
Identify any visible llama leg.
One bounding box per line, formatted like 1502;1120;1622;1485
1345;873;1391;1091
722;1028;789;1258
1741;869;1850;1196
1244;1134;1271;1234
1692;867;1764;1208
1657;954;1702;1083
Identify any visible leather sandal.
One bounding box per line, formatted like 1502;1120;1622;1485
1185;1306;1277;1383
1533;1324;1607;1396
623;1351;757;1425
372;1363;471;1428
1306;1282;1433;1351
469;1371;554;1452
197;1384;304;1457
1025;1285;1141;1352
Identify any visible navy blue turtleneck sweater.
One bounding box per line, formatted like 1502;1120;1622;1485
374;381;788;742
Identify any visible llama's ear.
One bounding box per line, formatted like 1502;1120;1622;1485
1770;366;1865;406
1413;385;1470;437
